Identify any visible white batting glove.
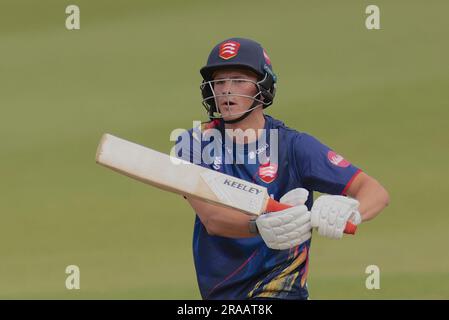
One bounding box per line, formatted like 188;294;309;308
256;188;312;250
278;187;309;207
311;195;362;239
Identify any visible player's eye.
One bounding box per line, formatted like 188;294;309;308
234;79;252;85
214;80;225;86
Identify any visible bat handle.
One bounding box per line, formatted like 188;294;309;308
265;198;357;235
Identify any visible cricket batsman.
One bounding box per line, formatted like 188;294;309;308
175;37;390;300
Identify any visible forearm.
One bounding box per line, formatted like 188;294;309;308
186;197;255;238
353;179;390;222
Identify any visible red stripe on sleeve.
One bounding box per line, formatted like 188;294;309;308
341;169;363;196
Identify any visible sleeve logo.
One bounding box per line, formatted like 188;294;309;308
327;151;351;168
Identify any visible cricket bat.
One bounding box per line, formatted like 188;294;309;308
95;133;357;234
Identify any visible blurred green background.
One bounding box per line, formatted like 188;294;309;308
0;0;448;299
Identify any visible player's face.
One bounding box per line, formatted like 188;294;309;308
212;69;260;121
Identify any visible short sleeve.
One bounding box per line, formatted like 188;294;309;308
293;133;362;195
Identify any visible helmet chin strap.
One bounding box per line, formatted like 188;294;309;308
222;100;261;124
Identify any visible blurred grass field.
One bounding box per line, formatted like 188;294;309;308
0;0;448;299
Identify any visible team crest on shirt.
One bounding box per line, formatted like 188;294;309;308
258;161;278;184
219;41;240;60
327;151;351;168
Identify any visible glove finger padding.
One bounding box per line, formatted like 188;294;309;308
276;231;312;250
259;211;295;228
256;205;311;250
311;195;361;239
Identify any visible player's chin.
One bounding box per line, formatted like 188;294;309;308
221;113;241;122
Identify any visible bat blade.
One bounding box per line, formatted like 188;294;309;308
95;133;268;215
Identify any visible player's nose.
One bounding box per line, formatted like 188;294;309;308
216;80;233;94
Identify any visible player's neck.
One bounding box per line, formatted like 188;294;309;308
224;111;265;144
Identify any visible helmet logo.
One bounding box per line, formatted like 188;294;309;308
263;49;271;65
219;41;240;60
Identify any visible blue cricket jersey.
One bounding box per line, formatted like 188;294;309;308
175;115;362;300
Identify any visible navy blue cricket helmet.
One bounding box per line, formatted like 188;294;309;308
200;38;277;121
